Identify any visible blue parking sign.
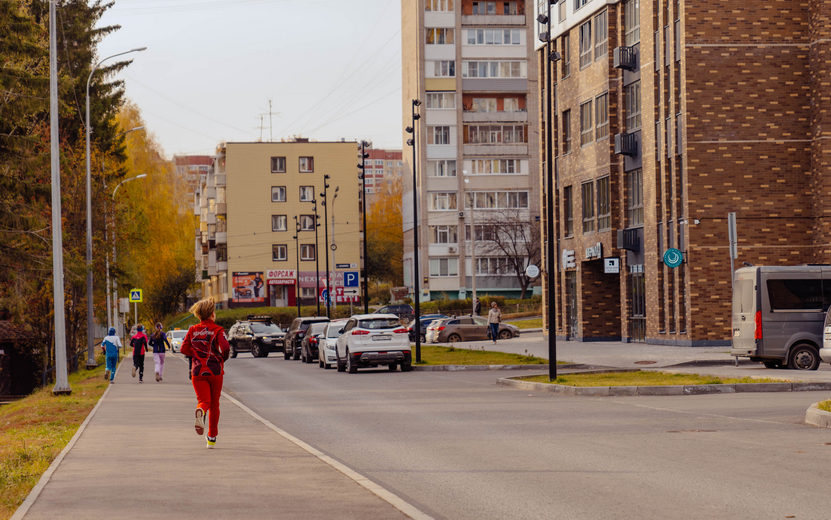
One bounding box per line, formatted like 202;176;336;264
344;271;359;287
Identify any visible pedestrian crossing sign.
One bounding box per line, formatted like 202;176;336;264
129;289;143;303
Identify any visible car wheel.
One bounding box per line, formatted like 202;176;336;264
283;346;291;360
388;363;398;371
229;343;238;358
252;344;262;358
763;361;782;369
401;362;412;372
420;334;426;343
319;358;324;368
337;359;346;372
447;334;461;343
789;344;820;370
499;329;512;340
346;350;358;373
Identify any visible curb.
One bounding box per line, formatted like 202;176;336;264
413;364;548;371
805;402;831;428
497;376;831;396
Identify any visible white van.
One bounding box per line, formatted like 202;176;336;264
731;265;828;370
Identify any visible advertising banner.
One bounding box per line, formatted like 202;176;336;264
232;272;266;303
267;269;296;285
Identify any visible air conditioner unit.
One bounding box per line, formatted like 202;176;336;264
614;132;638;156
616;228;640;252
613;46;638;71
448;246;457;254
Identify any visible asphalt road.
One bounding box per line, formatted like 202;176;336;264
223;352;831;520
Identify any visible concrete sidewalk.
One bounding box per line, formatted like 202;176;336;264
14;354;418;520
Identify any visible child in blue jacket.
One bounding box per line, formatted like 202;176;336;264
101;328;122;384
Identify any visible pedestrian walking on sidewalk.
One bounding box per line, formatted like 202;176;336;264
130;324;149;383
180;297;230;449
101;327;122;384
149;322;171;382
487;301;502;344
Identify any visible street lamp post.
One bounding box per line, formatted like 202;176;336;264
85;45;146;369
110;173;147;343
358;140;371;313
463;176;478;316
331;187;339;312
312;197;321;316
405;99;422;363
321;175;332;318
293;216;301;317
539;2;561;380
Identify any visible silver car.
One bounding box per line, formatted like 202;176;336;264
319;319;347;369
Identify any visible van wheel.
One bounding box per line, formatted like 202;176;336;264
788;344;820;370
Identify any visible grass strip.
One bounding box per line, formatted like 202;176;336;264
519;371;787;387
416;345;546;365
508;318;542;329
819;400;831;413
0;358;108;520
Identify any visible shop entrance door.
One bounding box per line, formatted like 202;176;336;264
269;285;288;307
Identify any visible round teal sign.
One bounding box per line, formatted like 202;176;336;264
663;248;684;268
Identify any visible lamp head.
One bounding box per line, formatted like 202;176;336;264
549;50;562;62
324;174;330;179
405;126;414;134
413;114;421;120
537;14;549;24
132;46;148;52
406;138;414;146
412;99;421;107
538;31;550;43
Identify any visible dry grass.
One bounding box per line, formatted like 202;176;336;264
818;400;831;413
508;318;543;329
520;371;787;387
416;346;546;365
0;359;108;519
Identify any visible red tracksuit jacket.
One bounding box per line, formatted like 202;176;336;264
180;320;230;377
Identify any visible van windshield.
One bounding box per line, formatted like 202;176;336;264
733;279;755;315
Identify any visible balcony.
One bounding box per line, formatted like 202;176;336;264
214;174;226;187
463;143;528;155
462;111;527;123
462;78;528;92
216;261;227;273
216;202;227;215
215;231;227;244
461;14;525;26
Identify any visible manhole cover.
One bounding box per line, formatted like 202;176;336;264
634;360;657;365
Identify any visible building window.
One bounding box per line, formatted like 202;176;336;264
427;27;455;44
676;113;683;155
471;97;498;112
216;243;227;262
574;0;588;10
462;60;525;79
299;185;315;202
503;97;521;112
429;257;458;277
581;181;595;233
472;1;497;14
300;286;316;298
425;0;453;11
579;21;592;68
594;10;608;59
465;28;522;45
562;109;572;154
674;19;681;61
596;176;611;231
466;124;526;144
595;92;609;139
429;159;457;177
626;168;644;226
466;224;497;241
270;156;286;173
432;60;456;77
466;191;529;209
272;244;287;262
271;186;286;202
580;101;593;146
563;185;574;237
299;156;314;172
624;81;641;131
470;159;520;175
559;0;566;22
426;92;456;109
624;0;640;46
477;257;511;275
562;33;571;77
430;225;458;244
299;214;315;231
428;126;451;145
300;244;316;261
429;192;458;210
271;215;287;232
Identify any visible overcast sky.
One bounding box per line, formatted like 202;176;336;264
96;0;403;158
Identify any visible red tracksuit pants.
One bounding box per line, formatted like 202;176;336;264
192;374;223;437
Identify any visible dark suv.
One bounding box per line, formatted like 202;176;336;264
227;316;286;358
283;316;329;360
376;304;414;322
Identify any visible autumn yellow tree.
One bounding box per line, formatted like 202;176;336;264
366;178;403;285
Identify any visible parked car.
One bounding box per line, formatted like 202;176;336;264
227;316;285;358
319;319;347;369
166;329;187;353
406;314;448;343
375;304;414;322
284;316;330;360
425;316;520;343
336;314;412;373
300;322;328;363
732;265;826;370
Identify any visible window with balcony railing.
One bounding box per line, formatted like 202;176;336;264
581;181;595;233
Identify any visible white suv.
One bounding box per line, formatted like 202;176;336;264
336;314;412;373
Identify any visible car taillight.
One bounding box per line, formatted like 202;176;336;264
437;326;445;331
310;338;318;345
393;328;408;334
352;329;369;335
754;310;762;340
297;331;305;337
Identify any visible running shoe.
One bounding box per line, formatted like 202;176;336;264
206;436;216;449
194;408;206;435
131;366;136;378
104;369;110;381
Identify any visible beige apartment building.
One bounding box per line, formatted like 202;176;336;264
402;0;541;301
195;140;363;309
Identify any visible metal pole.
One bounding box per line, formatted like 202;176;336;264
49;0;70;394
544;1;559;380
313;198;321;316
409;100;422;363
331;189;339;312
470;204;477;315
322;175;331;318
294;216;301;317
360;141;370;313
111;173;146;340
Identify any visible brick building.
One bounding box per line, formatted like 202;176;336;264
363;148;404;205
536;0;830;345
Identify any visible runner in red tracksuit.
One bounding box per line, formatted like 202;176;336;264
179;297;230;448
